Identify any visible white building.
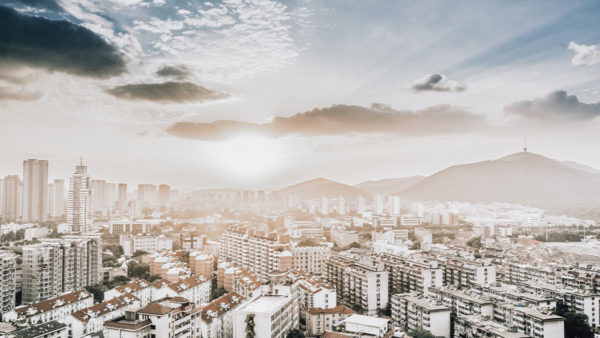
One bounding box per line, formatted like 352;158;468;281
196;292;246;338
232;294;298;338
48;179;65;217
0;250;17;313
391;292;451;338
24;227;51;241
119;234;173;256
3;289;93;325
67;162;93;233
66;294;140;337
22;159;48;223
291;244;330;275
344;314;390;337
104;279;153;308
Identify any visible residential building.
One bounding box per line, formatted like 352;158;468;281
379;253;443;295
189;252;214;279
391;292;451;338
329;228;359;247
104;279;153;308
48;179;65;217
117;183;127;210
344;314;390;338
3;289;93;325
24;227;51;241
66;294;140;337
306;305;355;336
119;234;173;256
0;250;17;314
493;303;564;338
2;175;21;222
195;292;245;338
109;220;153;235
232;293;298;338
291;244;330;275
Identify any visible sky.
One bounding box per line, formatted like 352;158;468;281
0;0;599;191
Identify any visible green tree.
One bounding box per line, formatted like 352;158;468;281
85;285;105;303
554;302;594;338
147;274;162;283
467;236;481;248
408;328;436;338
133;250;148;257
211;287;227;300
285;329;305;338
351;303;363;314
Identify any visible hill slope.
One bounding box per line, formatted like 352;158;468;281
398;152;600;210
278;178;369;199
354;176;425;195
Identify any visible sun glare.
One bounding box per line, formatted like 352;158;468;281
213;135;283;178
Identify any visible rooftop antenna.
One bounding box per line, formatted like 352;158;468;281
523;134;527;153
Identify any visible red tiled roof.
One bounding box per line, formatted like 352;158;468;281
307;305;356;315
15;290;92;316
71;294;139;322
199;292;245;324
167;274;209;292
115;279;151;294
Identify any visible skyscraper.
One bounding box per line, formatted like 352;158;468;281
117;183;127;210
22;159;48;222
158;184;170;205
91;179;107;211
48;179;65;217
138;184;157;203
67;162;93;232
2;175;21;222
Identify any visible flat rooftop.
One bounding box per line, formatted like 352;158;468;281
236;296;289;314
345;314;389;328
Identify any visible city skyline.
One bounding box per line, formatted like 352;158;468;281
0;1;599;189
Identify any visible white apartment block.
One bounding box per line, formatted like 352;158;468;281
119;234;173;256
151;275;211;306
24;227;51;241
291;244;330;275
344;314;390;338
379;253;443;295
104;279;154;308
3;289;93;325
67;163;93;233
429;287;495;317
109;220;154;235
66;294;140;337
232;294;297;338
391;292;451;338
329;227;359;247
493;303;564;338
453;315;530;338
435;256;496;287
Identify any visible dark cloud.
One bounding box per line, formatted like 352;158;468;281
11;0;63;11
166;103;488;140
105;81;228;103
156;65;191;80
505;90;600;121
0;86;42;101
0;6;125;78
411;73;467;92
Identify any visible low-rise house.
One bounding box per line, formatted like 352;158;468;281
65;294;140;337
306;305;355;336
3;290;93;325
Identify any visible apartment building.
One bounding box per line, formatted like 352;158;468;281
379;253;443;295
291;244;330;275
189;251;214;279
146;251;191;282
22;235;102;304
325;254;388;316
119;234;173;256
66;294;140;337
219;263;262;299
0;250;17;314
3;289;93;325
435;256;496;287
453;315;530;338
429;287;495;317
109;220;153;235
306;305;355;336
493;303;564;338
219;227;293;277
329;227;359;247
285;270;336;315
505;263;556;285
391;292;451;338
344;314;391;338
137;297;195;338
195;292;246;338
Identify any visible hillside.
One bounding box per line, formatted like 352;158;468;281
354;176;425;195
398;152;600;210
277;177;370;199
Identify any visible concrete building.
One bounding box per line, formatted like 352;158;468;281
2;175;21;222
493;303;564;338
344;314;390;337
291;244;330;275
117;183;127;210
137;184;157;203
104;279;153;308
196;292;245;338
391;292;451;338
109;220;154;235
119;234;173;256
66;163;93;233
22;235;102;304
158;184;170;205
429;287;495;317
329;227;359;248
189;251;214;279
379;253;443;295
66;294;140;337
0;250;17;314
24;227;51;241
22;159;48;223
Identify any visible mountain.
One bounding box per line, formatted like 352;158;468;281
398;152;600;210
354;176;425;195
277;178;370;199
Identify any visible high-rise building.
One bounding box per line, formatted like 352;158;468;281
0;250;17;313
22;235;102;304
2;175;21;222
22;159;48;222
67;162;93;232
158;184;170;205
106;182;117;209
338;196;346;215
91;179;107;211
117;183;127;210
138;184;157;203
48;179;65;217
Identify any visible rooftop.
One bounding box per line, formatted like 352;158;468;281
345;314;389;328
236;295;290;314
13;321;67;338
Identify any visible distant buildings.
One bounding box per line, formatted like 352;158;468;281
48;179;65;217
291;243;330;275
2;175;21;221
391;292;451;338
119;234;173;256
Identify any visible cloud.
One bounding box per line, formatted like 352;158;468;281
166;103;488;140
105;81;228;103
156;65;191;80
0;6;126;78
11;0;62;11
505;90;600;121
0;86;42;101
568;42;600;66
411;73;467;92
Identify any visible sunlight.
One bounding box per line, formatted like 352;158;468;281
213;135;283;178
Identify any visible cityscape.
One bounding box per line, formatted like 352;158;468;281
1;1;600;338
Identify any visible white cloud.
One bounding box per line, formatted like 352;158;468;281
568;41;600;66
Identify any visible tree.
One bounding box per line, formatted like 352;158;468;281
408;328;436;338
85;285;105;303
285;329;305;338
211;287;227;300
377;303;391;317
147;274;162;283
351;303;363;314
554;302;594;338
466;236;481;248
133;250;148;258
